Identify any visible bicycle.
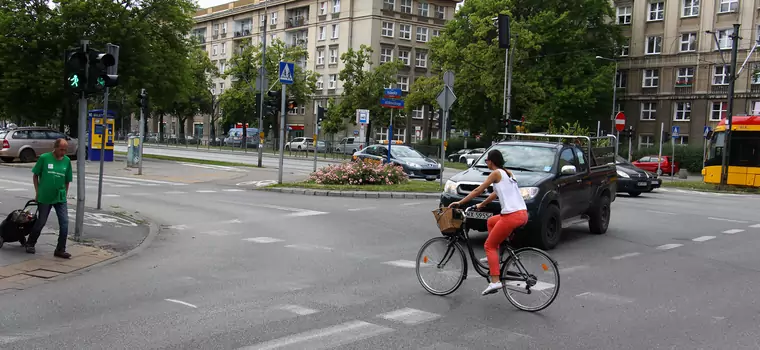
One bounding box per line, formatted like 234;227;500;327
416;206;560;312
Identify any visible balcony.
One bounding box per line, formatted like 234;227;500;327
287;17;308;28
234;29;251;38
288;38;308;49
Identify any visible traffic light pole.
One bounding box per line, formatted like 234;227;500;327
720;23;740;188
96;87;109;210
257;10;268;168
313;113;318;172
74;40;89;240
657;122;664;175
277;86;286;184
138;102;145;176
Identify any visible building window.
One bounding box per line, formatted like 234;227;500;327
432;29;440;38
219;82;225;94
713;65;730;85
719;0;738;13
398;50;410;65
270;12;277;25
616;6;631;24
751;101;760;114
615;71;627;89
680;33;696;52
212;44;218;56
639;135;654;149
400;0;412;13
710;102;727;121
399;24;411;40
717;28;734;50
397;75;409;91
383;0;394;10
415;51;427;68
220;43;226;55
674;102;692;121
674;135;689;145
218;60;226;73
331;24;339;39
646;36;662;54
333;0;340;13
329;48;338;64
620;38;630;56
316;49;324;65
318;26;325;40
648;1;664;21
328;74;337;89
319;1;327;15
316;77;323;90
377;127;406;142
418;2;429;16
382;22;394;37
436;5;445;19
676;67;694;86
641;102;657;120
642;69;659;87
416;27;428;42
682;0;700;17
380;48;393;63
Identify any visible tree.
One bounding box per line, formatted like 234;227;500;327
170;46;217;141
404;75;444;144
324;45;404;138
429;0;623;139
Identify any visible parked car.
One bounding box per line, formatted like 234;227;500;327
459;148;486;165
632;155;680;176
0;127;78;163
613;156;650;197
440;137;617;250
447;149;472;162
285;137;314;152
334;137;368;154
352;144;442;181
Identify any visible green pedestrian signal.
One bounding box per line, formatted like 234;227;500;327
97;77;105;86
69;74;80;88
65;49;88;94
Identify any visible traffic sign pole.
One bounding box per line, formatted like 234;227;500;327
614;112;625;158
657;122;664;175
75;39;89;241
278;85;286;184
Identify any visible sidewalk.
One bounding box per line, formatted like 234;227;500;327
0;198;152;293
116;141;347;164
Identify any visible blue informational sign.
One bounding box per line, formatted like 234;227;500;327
703;125;711;139
380;98;404;109
384;88;402;98
279;61;294;85
672;125;680;138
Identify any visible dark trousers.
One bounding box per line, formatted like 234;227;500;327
27;202;69;251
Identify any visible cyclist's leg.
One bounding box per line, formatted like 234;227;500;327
482;210;530;295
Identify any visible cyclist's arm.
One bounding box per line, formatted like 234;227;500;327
456;171;499;205
479;192;498;207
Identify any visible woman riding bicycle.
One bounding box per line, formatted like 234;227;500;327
448;149;528;296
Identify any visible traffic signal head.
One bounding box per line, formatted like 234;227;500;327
137;89;148;108
65;49;88;93
287;99;298;112
317;106;326;125
87;50;118;93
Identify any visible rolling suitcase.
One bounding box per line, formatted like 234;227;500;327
0;200;38;249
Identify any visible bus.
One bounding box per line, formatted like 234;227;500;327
703;115;760;187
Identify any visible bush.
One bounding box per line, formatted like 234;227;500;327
307;160;409;185
631;145;705;173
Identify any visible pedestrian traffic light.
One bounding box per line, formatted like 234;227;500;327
65;48;88;94
137;89;148;108
267;90;282;113
317;106;326;125
498;14;510;49
287;99;298;112
87;50;118;93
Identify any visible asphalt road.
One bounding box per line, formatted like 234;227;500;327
1;161;760;349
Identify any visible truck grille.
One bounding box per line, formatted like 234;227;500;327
458;184;493;197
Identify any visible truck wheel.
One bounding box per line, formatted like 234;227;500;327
588;194;611;235
535;204;561;250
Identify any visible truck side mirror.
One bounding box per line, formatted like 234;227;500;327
560;165;577;175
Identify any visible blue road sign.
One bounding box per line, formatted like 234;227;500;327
463;130;470;137
279;61;294;85
384;88;402;98
380;98;404;109
672;125;680;138
703;125;711;138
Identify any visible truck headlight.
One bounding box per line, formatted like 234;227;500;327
616;169;630;178
520;187;539;200
444;180;458;195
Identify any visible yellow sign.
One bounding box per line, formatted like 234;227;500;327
259;132;265;138
89;117;115;151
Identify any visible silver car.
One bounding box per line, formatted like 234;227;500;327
0;127;79;163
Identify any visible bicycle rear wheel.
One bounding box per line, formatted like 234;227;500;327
416;237;466;296
500;247;560;312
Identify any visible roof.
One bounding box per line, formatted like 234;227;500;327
716;115;760;127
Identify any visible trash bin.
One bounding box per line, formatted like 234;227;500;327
126;136;141;167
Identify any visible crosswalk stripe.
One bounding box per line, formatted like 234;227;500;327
86;176;159;186
101;175;187;186
377;308;440;325
238;320;393;350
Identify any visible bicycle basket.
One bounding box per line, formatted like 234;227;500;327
432;207;463;234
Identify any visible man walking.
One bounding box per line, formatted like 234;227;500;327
26;138;73;259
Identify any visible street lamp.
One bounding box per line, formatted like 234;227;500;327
596;56;618;134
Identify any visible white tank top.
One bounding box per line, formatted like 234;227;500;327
493;169;527;215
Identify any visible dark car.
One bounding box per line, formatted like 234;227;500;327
613;156;651;197
353;144;442;181
440;137;617;250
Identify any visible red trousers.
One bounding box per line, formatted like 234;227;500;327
485;210;529;276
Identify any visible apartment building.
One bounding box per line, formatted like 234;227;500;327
168;0;459;144
612;0;760;150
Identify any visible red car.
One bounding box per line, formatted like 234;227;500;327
632;155;680;176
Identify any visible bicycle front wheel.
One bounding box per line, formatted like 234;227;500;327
416;237;466;296
500;247;560;312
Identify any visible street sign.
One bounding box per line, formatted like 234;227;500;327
380;98;404;109
672;125;680;138
356;109;370;124
436;86;457;111
463;130;470;137
384;88;402;98
443;71;455;88
278;61;294;85
615;112;626;132
703;125;712;138
353;130;359;136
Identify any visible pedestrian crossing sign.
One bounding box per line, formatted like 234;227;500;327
279;61;294;85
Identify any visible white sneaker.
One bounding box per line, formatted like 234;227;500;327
481;282;503;296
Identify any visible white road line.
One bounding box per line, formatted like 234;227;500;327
645;210;676;215
5;188;27;192
238;320;393;350
0;336;26;345
165;299;198;308
382;260;416;268
723;229;745;234
285;244;333;251
0;179;32;186
107;184;132;188
103;194;120;198
201;230;238;236
377;308;441;325
708;217;749;224
243;237;284;243
196;190;217;193
575;292;634;305
693;236;716;242
102;175;187;186
165;191;187;194
348;207;376;212
223;189;245;192
401;202;421;206
167;225;189;230
559;265;589;273
286;210;328;217
86;176;159;186
611;252;641;260
277;304;319;315
750;224;760;228
656;244;683;250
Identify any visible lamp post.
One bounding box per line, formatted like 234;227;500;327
596;56;619;134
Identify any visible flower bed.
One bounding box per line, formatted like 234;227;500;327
308;160;409;185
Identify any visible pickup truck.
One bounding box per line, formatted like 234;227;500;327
439;134;618;250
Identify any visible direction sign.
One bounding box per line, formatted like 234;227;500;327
278;61;294;84
436;86;457;111
384;88;402;98
703;125;711;138
672;125;680;138
615;112;626;132
356;109;370;124
380;98;404;109
443;71;455;88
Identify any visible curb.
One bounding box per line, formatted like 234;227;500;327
258;187;441;199
118;144;347;164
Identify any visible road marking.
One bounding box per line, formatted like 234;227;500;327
377;308;441;325
645;210;676;215
348;207;376;212
401;202;421;206
223;189;245;192
5;188;27;192
611;252;640;260
165;299;198;308
505;280;556;291
237;180;277;187
86;176;159;186
693;236;716;242
656;244;683;250
103;194;120;197
708;217;748;224
285;244;333;251
559;265;589;273
243;237;284;243
382;260;416;268
287;210;328;217
0;336;26;345
165;191;187;194
196;190;217;193
575;292;634;305
750;224;760;228
277;304;319;315
167;225;189;230
108;184;131;188
103;175;187;186
0;179;32;186
238;320;393;350
722;229;745;234
201;230;238;236
222;219;243;224
179;162;248;172
131;193;151;196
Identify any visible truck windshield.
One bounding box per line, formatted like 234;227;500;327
473;145;558;172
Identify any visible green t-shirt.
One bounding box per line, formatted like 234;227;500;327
31;152;73;204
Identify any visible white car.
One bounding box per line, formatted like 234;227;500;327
285;137;314;151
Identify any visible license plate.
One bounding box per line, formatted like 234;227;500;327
464;211;493;220
637;182;648;186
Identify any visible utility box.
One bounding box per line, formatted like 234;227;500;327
126;136;140;167
87;109;116;162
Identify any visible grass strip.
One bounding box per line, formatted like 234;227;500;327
269;180;443;193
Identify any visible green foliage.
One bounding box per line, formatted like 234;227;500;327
170;46;217;138
632;145;705;173
404;76;444;115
